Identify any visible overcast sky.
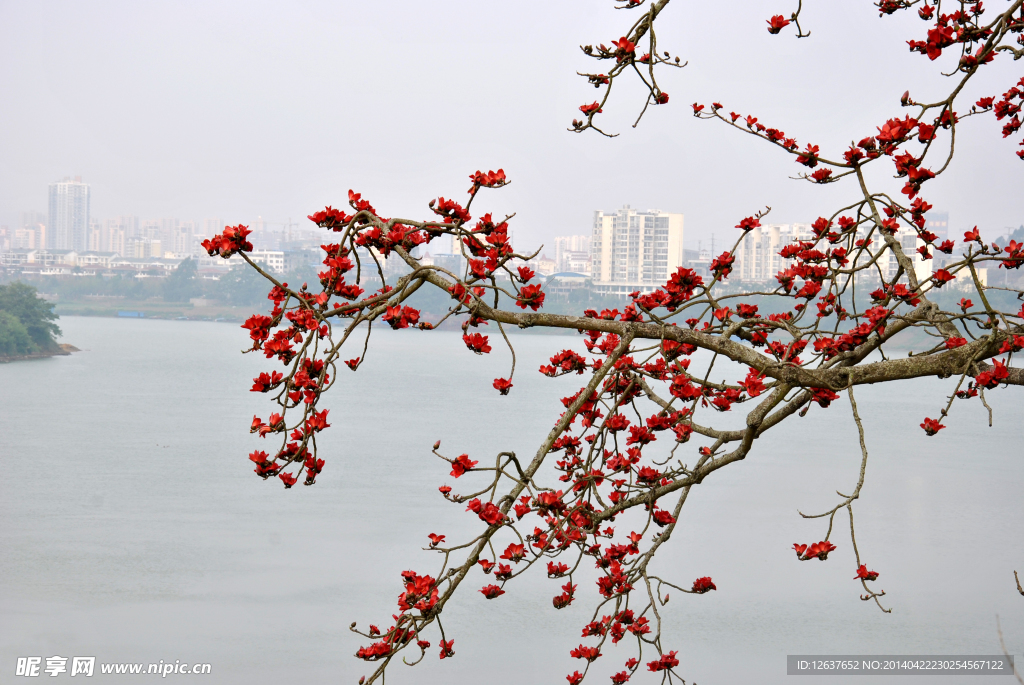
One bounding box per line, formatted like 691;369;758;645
1;0;1020;253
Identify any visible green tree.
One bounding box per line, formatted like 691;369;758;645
220;265;273;307
163;257;199;302
0;311;36;356
0;282;61;351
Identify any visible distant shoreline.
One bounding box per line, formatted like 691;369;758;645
0;343;79;364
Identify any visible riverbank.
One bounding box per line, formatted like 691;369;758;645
0;343;79;364
53;299;249;322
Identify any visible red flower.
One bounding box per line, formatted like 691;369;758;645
356;641;391;661
469;168;507;189
737;303;759;318
438;485;452;495
654;92;669;105
450;453;478;478
964;226;981;242
611;672;631;684
611;36;636;59
463;332;492;354
397;571;439;612
810;168;833;183
811;388;840;408
250;371;284;392
637;466;661;484
201;224;253;258
427;533;445;547
439;639;454;659
945;337;967;349
652;509;676;527
579;102;602;115
547;561;570;577
500;543;526;563
492;377;513;395
975;359;1009;389
647;651;680;671
766;15;791;33
999;335;1024;354
566;672;584;685
736;216;761;231
691;576;716;593
796;144;820;167
794;540;836;560
517;266;535;282
467;499;506;526
709;251;735;279
569;644;602;662
672;423;693;443
516;284;546;311
854;565;879;581
279;471;297;488
480;584;505;599
931;269;955;287
552;581;577;609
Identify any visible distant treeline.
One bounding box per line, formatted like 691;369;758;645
1;255;1014;331
0;282;62;356
0;258;325;309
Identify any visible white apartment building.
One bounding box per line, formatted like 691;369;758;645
590;206;684;294
562;251;592;275
554;235;591;272
227;249;286;274
13;227;39;250
732;223;932;286
48;177;91;251
125;238;163;259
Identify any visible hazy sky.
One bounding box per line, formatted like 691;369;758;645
1;0;1020;253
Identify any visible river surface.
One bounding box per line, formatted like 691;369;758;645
1;316;1021;684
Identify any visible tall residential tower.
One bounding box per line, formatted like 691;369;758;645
590;206;684;294
48;177;91;250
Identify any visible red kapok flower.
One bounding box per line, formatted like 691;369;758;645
854;564;879;581
480;584;505;599
920;417;945;436
569;644;602;662
450;453;478;478
691;576;716;593
767;15;791;33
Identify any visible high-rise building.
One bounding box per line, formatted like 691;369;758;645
169;220;195;256
13;228;37;250
554;235;591;272
140;219;161;242
103;217;136;256
733;223;814;283
18;212;46;250
732;223;932;285
924;210;949;241
48;177;91;250
590;206;684;294
125;237;162;259
87;219;103;252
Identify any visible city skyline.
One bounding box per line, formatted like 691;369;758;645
3;2;1020;254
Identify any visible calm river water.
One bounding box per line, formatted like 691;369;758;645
1;316;1021;684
